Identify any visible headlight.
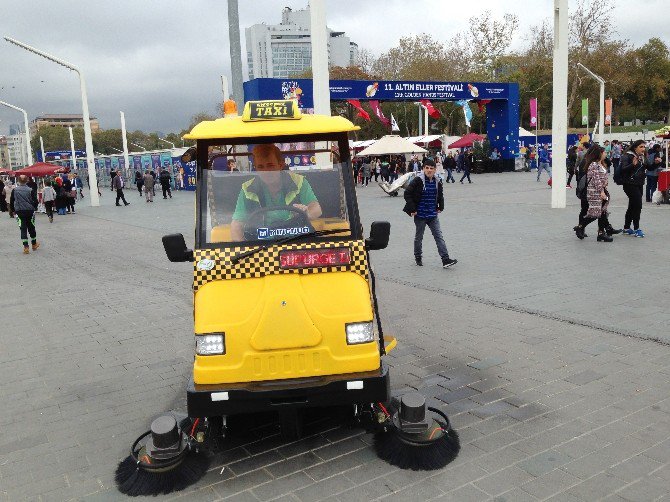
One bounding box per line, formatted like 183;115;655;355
195;333;225;355
345;322;375;345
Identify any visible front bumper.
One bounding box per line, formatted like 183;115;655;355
187;363;390;417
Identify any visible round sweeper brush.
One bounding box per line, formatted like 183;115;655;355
115;414;210;497
374;392;460;470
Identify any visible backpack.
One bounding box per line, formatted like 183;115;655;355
613;152;631;185
576;171;591;200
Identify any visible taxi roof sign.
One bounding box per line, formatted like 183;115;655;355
242;100;301;122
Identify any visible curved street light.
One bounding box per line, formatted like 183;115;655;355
158;137;175;149
577;62;605;145
4;36;99;206
0;100;32;166
130;142;146;151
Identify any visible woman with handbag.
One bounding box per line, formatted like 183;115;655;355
574;145;615;242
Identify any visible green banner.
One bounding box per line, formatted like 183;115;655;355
581;98;589;126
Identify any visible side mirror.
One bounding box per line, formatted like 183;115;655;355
181;147;197;163
162;233;193;262
365;221;390;250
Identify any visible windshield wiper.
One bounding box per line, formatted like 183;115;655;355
231;229;348;264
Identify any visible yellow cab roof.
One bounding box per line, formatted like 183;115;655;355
183;101;359;140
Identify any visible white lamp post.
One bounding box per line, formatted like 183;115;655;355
310;0;331;166
130;142;146;151
158;138;175;149
577;63;605;145
68;126;77;172
0;100;32;166
120;111;130;178
40;136;45;163
551;0;568;208
5;36;99;206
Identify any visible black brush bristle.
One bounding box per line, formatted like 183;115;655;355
115;450;210;497
374;426;460;471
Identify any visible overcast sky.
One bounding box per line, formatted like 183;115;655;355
0;0;667;135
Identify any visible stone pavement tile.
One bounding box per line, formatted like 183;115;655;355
337;475;399;501
378;477;444;501
343;456;398;484
226;450;284;476
613;475;670;502
473;465;535;497
470;400;519;419
470;429;525;453
436;387;481;404
251;471;314;502
304;447;378;482
210;469;274;499
167;486;223;501
473;445;529;474
493;487;539;502
470;415;519;436
470;388;513;405
291;474;357;502
562;472;629;500
222;490;262;501
606;453;665;482
519;468;582;499
312;436;367;461
506;403;551;422
516;449;573;477
433;483;490;502
265;451;323;479
468;357;507;371
640;439;670;463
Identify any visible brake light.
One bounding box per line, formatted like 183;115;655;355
279;247;351;269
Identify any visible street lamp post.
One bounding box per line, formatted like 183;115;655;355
120;111;130;178
158;138;175;149
69;127;77;172
5;36;99;206
551;0;568;209
0;100;32;166
577;63;605;145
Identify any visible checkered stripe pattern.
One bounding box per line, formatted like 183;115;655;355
193;240;368;291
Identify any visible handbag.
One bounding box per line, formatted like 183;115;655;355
576;172;591;200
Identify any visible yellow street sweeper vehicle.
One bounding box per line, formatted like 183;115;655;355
116;100;459;497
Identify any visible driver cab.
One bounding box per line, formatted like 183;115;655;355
168;100;392;421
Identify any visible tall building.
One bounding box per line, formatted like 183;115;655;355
6;134;27;170
246;5;359;80
30;114;100;135
0;137;9;170
9;124;21;135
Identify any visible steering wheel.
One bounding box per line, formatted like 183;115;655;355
243;205;314;241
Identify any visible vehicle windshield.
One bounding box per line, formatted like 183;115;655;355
200;142;353;246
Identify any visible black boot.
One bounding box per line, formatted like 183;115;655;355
597;232;613;242
605;226;622;235
573;225;585;240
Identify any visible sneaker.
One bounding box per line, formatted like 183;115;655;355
634;229;645;238
32;242;40;251
442;258;458;268
415;257;423;266
124;202;130;206
623;228;635;236
23;247;29;254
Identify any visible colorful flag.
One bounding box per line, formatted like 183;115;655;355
456;100;473;128
346;99;370;122
419;99;441;119
605;98;612;126
369;100;391;127
391;114;400;132
581;98;589;126
529;98;538;128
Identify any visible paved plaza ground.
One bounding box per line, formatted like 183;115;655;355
1;172;669;501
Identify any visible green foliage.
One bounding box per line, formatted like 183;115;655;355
472;139;491;162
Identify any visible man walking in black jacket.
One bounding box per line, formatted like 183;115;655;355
10;175;40;254
620;140;646;237
159;168;172;199
403;158;457;268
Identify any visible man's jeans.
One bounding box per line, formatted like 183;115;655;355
537;162;551;181
414;216;449;260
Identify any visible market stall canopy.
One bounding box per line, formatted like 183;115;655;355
13;162;70;177
0;168;13;175
448;133;486;149
356;135;427;156
519;127;535;137
407;134;445;148
349;139;377;150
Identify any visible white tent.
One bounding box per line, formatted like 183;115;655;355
356;135;428;156
519;127;535;137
